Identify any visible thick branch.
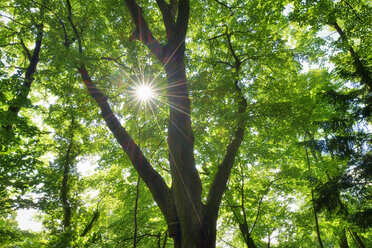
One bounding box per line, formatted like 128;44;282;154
205;34;247;221
174;0;189;41
240;167;248;235
77;67;171;220
226;31;240;65
5;24;43;131
19;38;31;59
205;97;246;220
80;195;104;237
66;0;82;53
80;210;99;237
124;0;164;60
31;0;69;46
349;230;366;248
19;25;43;87
331;21;372;91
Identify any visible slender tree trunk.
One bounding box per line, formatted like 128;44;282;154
340;229;350;248
162;232;168;248
304;141;324;248
237;223;256;248
133;175;140;248
60;133;74;248
61;142;72;230
311;186;323;248
349;230;366;248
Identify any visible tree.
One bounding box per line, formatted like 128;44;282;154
45;0;298;246
56;0;249;246
290;1;371;246
1;0;371;247
0;3;46;241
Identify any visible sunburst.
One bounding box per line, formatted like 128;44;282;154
134;83;155;102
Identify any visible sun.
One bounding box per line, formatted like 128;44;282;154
134;83;155;102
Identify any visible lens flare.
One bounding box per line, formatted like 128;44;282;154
134;84;155;101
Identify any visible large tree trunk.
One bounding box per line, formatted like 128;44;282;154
164;51;213;247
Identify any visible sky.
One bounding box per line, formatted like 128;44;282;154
16;209;43;231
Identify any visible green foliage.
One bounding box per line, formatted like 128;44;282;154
0;0;371;247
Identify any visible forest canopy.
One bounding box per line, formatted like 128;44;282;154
0;0;371;247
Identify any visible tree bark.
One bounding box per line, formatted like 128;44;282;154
246;233;257;248
59;121;78;247
123;2;248;245
163;55;207;247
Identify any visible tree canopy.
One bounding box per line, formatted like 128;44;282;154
0;0;371;247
